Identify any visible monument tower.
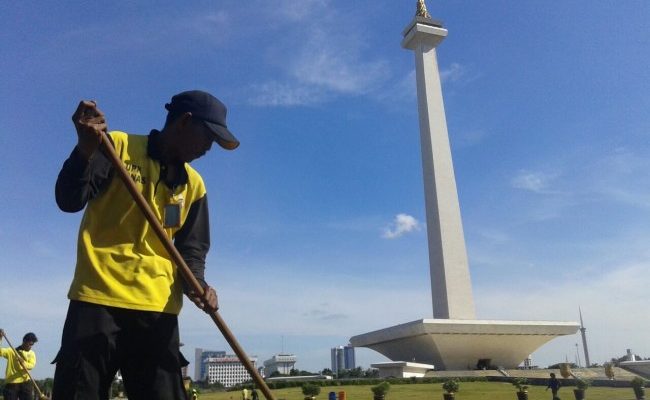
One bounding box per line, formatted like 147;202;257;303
350;1;579;370
579;308;591;367
406;0;474;319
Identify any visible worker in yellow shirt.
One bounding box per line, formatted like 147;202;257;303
0;330;38;400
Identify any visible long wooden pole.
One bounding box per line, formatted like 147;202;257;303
0;331;48;399
99;132;275;400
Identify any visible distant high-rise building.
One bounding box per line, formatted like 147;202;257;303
263;354;297;376
331;346;344;374
331;345;355;374
194;348;226;382
344;346;356;370
204;353;257;388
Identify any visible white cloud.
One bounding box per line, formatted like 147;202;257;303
455;129;488;148
474;228;511;245
589;146;650;208
301;308;348;321
188;11;231;37
247;40;390;106
601;146;646;175
291;52;388;94
440;62;481;85
511;169;556;193
382;213;421;239
505;146;650;224
248;81;325;107
270;0;330;22
58;10;233;56
475;262;650;366
375;69;417;107
440;62;466;83
602;188;650;209
247;3;389;106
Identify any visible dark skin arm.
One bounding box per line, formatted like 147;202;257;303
70;101;219;313
189;286;219;313
72;100;107;160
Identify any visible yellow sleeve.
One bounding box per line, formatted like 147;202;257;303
0;347;10;358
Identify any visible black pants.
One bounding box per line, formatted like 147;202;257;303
3;382;33;400
52;300;189;400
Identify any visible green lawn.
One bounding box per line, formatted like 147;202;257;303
0;381;635;400
197;382;637;400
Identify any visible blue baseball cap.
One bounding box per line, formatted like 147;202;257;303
165;90;240;150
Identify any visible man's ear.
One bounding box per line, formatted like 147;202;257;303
170;112;193;136
178;112;193;127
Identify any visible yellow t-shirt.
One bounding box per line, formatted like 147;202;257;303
67;131;207;314
0;347;36;384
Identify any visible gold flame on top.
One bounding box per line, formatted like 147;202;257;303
416;0;432;19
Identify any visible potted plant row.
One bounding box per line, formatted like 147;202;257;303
371;381;390;400
442;379;460;400
573;378;591;400
631;376;647;400
301;383;321;400
512;377;529;400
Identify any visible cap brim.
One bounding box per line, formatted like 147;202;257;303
203;120;240;150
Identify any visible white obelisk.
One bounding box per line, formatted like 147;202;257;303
349;3;579;369
402;0;475;319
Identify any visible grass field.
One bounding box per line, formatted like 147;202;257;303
0;381;636;399
196;382;638;400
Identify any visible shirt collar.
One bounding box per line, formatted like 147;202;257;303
147;129;189;187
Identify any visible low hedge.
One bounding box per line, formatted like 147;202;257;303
234;376;488;391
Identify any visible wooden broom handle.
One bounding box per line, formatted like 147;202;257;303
99;131;275;400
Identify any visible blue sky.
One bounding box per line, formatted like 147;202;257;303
1;1;649;379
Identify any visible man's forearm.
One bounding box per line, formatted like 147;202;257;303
175;195;211;293
55;146;113;212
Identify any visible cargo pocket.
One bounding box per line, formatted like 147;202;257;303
52;347;81;367
178;351;189;368
158;347;189;372
51;348;83;399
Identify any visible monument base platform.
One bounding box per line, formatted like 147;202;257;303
371;361;435;378
350;319;579;370
620;360;650;378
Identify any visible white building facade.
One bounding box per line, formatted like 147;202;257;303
204;354;258;388
194;349;226;382
263;354;297;376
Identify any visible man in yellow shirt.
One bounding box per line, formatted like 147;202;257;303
0;330;38;400
53;90;234;399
